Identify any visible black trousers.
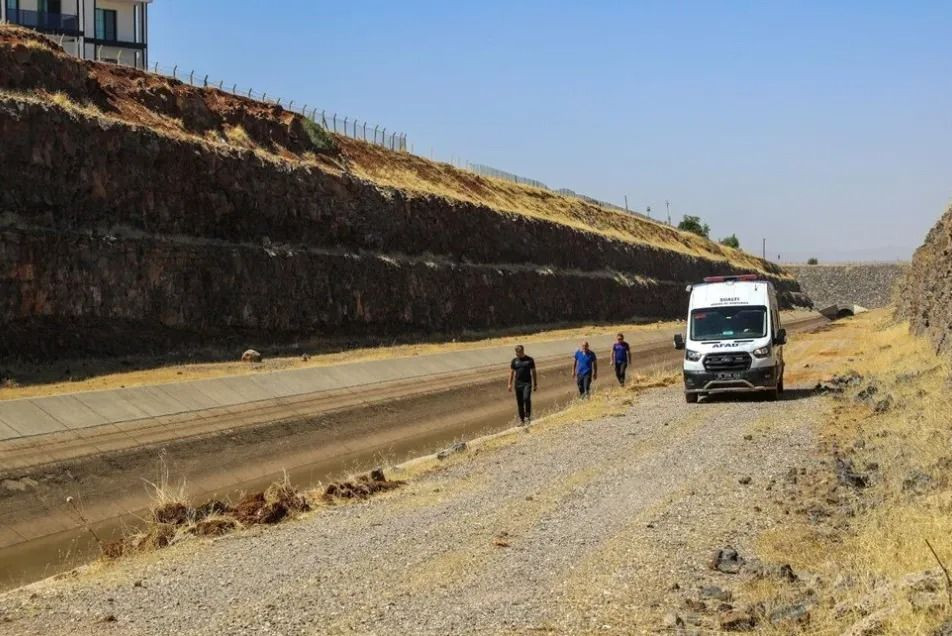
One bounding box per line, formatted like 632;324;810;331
515;382;532;421
614;362;628;384
576;372;592;397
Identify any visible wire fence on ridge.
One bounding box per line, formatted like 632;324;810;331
146;61;654;220
149;61;407;152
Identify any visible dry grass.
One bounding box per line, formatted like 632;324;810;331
224;124;253;148
336;136;787;278
748;310;952;634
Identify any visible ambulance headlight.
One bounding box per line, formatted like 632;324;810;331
753;346;771;358
685;349;702;361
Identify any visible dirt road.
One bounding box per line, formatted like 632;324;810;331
0;320;850;635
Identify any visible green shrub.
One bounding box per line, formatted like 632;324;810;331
678;215;710;239
300;117;335;153
719;234;740;249
807;257;819;265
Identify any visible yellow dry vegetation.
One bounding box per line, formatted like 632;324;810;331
751;311;952;635
335;136;786;277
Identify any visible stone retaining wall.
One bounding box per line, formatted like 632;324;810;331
786;263;909;310
897;205;952;358
0;93;808;361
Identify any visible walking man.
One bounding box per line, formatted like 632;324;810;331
612;333;631;385
508;345;537;425
573;340;598;398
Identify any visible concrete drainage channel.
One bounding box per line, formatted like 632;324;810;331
0;314;827;591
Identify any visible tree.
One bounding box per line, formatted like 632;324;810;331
807;257;819;265
677;215;710;238
719;234;740;249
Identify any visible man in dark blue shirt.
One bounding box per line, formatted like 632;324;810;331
572;341;598;398
508;345;537;425
612;333;632;385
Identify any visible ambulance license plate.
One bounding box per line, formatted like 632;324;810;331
716;372;741;380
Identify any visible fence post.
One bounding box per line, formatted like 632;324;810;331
189;70;194;85
203;74;208;87
248;87;253;98
289;100;294;111
276;97;281;105
153;61;158;73
262;92;267;100
172;65;177;79
332;114;337;133
232;83;237;93
381;128;386;147
353;119;358;137
218;80;223;90
362;122;367;141
342;117;348;137
321;110;327;127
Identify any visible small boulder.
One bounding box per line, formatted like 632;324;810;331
719;609;757;631
835;457;869;489
779;564;799;583
700;585;733;601
710;547;745;574
769;603;809;625
241;349;262;363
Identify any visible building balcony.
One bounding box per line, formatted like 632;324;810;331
8;8;81;36
87;37;146;50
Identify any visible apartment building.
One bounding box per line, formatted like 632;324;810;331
1;0;150;68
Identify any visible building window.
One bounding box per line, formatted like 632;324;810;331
6;0;18;13
38;0;62;13
95;8;117;41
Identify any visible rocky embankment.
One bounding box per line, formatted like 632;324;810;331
786;263;908;310
0;26;807;362
898;203;952;357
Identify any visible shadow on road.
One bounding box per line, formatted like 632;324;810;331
701;387;816;404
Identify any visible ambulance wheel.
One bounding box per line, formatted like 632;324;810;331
685;392;698;404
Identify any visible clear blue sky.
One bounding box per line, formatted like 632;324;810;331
151;1;952;262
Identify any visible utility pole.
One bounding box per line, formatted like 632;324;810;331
665;200;671;225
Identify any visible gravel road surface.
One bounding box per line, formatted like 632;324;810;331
0;377;828;635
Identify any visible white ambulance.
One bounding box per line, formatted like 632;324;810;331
673;274;786;403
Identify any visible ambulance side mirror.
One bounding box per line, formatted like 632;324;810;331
674;334;685;350
774;328;787;346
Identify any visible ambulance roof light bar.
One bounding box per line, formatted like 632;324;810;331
702;274;761;283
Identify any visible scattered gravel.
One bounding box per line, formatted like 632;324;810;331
0;386;826;635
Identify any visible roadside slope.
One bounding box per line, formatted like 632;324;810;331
0;25;806;365
898;202;952;358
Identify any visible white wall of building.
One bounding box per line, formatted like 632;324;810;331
2;0;149;68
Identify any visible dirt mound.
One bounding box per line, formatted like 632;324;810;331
0;25;334;160
323;471;405;502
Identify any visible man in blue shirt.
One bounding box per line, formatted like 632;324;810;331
572;341;598;398
612;333;632;385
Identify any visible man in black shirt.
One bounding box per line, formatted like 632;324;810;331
508;345;537;425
